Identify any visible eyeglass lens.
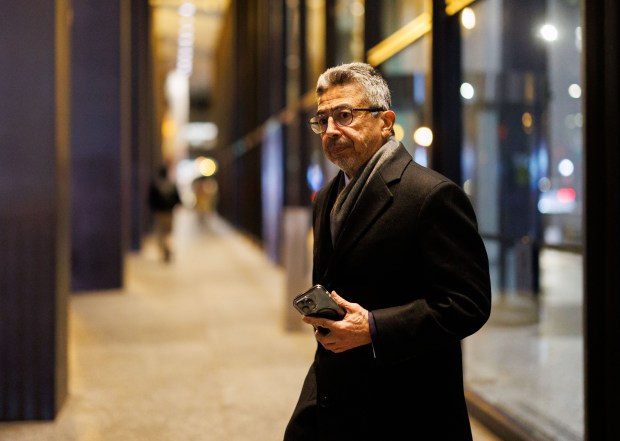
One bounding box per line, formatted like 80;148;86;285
309;106;383;134
311;107;354;133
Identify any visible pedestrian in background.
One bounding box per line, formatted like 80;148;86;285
149;164;181;262
284;62;492;441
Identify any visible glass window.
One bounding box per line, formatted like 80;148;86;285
375;0;431;166
380;0;429;39
382;42;431;167
332;0;365;63
460;0;583;439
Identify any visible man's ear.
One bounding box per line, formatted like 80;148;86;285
381;110;396;137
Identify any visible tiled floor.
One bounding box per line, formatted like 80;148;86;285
0;208;499;441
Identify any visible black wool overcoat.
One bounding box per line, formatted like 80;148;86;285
284;143;492;441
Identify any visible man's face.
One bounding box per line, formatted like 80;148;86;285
317;83;394;178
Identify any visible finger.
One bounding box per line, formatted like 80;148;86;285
302;316;322;327
329;291;347;307
329;290;341;300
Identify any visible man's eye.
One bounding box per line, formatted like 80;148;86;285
317;116;329;126
335;110;352;120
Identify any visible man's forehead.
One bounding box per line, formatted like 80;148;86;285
317;83;363;107
316;102;355;113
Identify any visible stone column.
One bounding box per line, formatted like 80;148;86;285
0;0;72;420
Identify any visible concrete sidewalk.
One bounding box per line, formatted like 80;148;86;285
0;208;498;441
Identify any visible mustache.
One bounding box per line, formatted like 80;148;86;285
326;140;350;150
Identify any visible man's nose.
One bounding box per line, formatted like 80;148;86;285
324;116;340;135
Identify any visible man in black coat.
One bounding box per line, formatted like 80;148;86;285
284;62;492;440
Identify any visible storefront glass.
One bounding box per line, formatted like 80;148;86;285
304;0;584;436
459;1;584;438
332;0;365;63
377;0;432;165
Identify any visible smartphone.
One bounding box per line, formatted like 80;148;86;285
293;284;345;320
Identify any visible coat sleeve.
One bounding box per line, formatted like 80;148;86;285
370;180;492;363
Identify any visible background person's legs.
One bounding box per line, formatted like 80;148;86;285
154;211;174;262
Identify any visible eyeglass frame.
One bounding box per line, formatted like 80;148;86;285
308;106;386;134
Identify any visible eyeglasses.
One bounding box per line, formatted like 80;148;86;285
308;106;385;134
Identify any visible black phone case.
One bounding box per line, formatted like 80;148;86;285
292;284;345;319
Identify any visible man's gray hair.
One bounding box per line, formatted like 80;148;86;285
316;62;392;110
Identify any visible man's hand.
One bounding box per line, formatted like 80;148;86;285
302;291;372;353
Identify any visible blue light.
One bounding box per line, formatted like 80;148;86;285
306;163;324;192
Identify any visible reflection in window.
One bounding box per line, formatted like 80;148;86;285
332;0;365;63
460;1;583;439
374;1;431;168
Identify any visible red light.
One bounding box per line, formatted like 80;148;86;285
557;188;576;202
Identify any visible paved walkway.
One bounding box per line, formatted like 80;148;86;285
0;208;498;441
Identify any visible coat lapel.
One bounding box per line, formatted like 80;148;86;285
331;175;392;257
321;143;412;279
